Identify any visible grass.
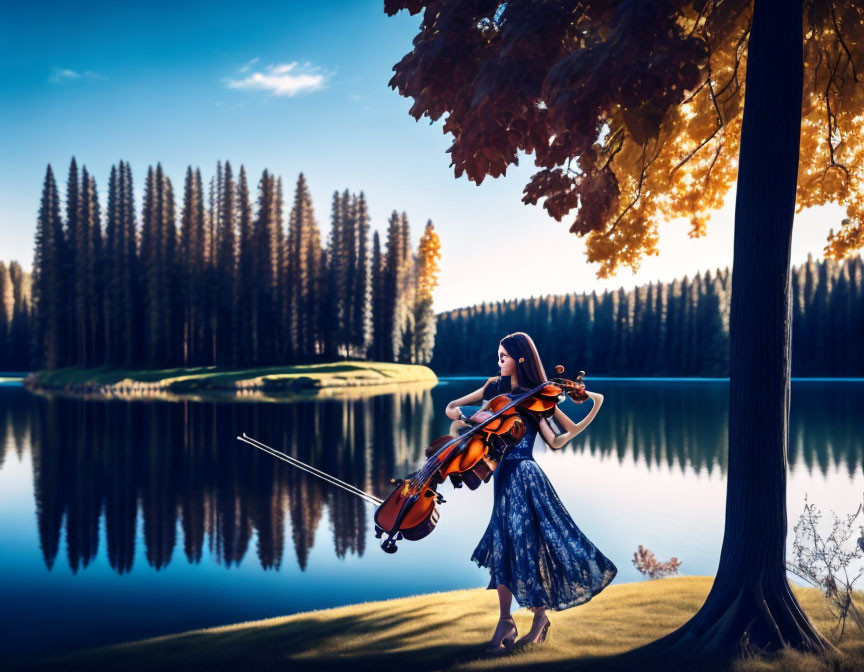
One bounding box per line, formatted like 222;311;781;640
24;360;438;398
10;576;864;672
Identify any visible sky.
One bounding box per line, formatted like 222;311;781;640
0;0;850;314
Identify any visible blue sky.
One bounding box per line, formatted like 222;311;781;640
0;0;847;314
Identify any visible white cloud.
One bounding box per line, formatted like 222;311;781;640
50;67;106;83
223;60;332;97
237;57;260;73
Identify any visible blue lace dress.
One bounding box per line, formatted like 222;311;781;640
468;376;618;610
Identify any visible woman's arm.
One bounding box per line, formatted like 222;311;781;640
537;391;604;450
444;377;497;421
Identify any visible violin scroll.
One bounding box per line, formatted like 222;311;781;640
553;364;589;403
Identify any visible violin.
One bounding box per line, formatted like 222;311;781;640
372;365;588;553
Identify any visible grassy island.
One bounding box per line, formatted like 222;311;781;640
23;360;438;400
11;576;864;672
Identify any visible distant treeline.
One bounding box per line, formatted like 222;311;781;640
429;253;864;378
14;157;441;371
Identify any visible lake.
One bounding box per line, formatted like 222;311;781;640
1;377;863;659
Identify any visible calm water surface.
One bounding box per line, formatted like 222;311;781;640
2;377;863;659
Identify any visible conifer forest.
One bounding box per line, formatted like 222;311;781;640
1;158;861;380
5;158;441;371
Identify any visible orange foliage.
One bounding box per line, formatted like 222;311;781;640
386;0;864;277
416;220;442;302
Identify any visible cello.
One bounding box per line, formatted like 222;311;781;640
238;365;589;554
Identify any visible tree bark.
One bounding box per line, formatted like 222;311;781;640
628;0;841;664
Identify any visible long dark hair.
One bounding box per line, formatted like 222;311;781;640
493;331;549;436
498;331;548;392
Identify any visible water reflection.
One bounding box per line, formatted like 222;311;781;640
1;381;862;578
13;388;433;575
5;380;864;658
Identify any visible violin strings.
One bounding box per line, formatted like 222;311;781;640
238;435;383;505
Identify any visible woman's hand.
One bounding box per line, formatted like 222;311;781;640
585;390;603;404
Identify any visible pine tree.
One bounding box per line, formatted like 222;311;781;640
649;281;669;375
179;166;198;365
203;162;223;363
74;166;96;366
802;253;819;377
104;165;121;365
215;160;237;366
286;174;321;361
320;242;338;360
178;165;209;366
812;260;833;375
189;168;207;365
609;287;629;374
684;273;702;375
382;211;403;361
141;164;177;366
253;170;280;364
847;257;864;375
829;261;852;376
274;175;286;362
235;165;254;365
119;161;141;366
353;192;371;357
371;230;385;362
32;165;65;369
61;157;80;367
308;200;324;360
704;273;729;375
792;260;807;376
397;212;416;363
86;172;104;364
323;191;344;360
635;287;649;376
594;291;615;374
341;190;356;356
163;169;180;366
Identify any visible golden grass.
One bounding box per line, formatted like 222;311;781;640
11;576;864;672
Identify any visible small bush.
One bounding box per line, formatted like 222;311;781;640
632;544;682;579
786;491;864;641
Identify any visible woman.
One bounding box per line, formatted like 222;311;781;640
445;331;617;651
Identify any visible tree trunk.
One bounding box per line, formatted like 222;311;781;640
628;0;840;665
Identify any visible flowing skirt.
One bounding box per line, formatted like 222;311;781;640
470;457;618;611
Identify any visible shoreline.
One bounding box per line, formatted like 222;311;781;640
10;576;863;671
21;360;439;401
